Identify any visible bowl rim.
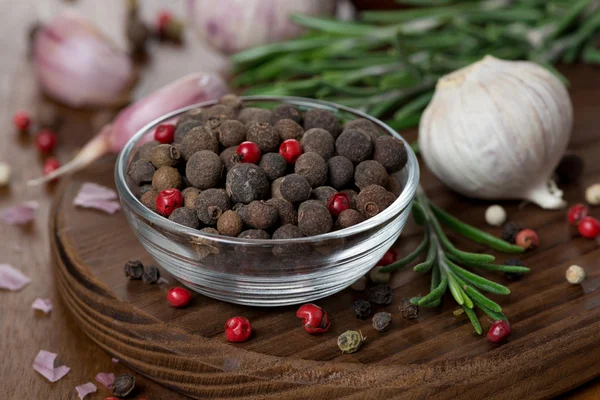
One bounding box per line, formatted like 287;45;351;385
115;95;420;245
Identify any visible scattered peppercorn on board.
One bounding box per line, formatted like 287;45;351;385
51;134;599;399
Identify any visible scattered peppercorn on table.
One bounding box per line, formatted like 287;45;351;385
2;2;600;399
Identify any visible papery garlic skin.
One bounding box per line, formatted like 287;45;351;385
33;12;134;108
419;56;572;209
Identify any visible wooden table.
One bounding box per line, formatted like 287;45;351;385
0;1;598;398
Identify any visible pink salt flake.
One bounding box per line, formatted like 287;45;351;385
0;201;39;225
95;372;115;389
73;182;120;214
0;264;31;291
75;382;97;399
32;298;53;314
33;350;70;382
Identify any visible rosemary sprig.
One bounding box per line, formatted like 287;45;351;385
381;187;528;334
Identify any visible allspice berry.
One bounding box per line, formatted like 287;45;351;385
220;146;240;172
174;120;204;143
181;127;219;159
271;177;285;199
195;188;231;225
336;209;365;229
266;198;297;225
138;140;159;161
246;122;280;153
356;185;396;218
301;128;335;160
342;189;358;209
328;156;354;190
151;144;181;168
238;229;271;240
219;94;243;112
311;186;337;204
141;189;159;212
244;201;278;229
259;153;287;181
303;108;341;138
205;104;236;120
238;107;272;125
176;108;204;126
128;159;155;185
168;207;200;229
336;128;373;163
387;176;403;196
217;210;244;237
273;119;304;141
218;120;247;147
152;166;182;191
182;187;201;208
272;224;304;257
186;150;222;189
271;104;302;124
140;184;154;194
373;136;407;173
355;160;388;189
280;174;311;204
295;152;327;188
344;118;380;142
226;163;270;204
298;200;333;236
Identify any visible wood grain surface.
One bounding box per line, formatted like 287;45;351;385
0;1;598;399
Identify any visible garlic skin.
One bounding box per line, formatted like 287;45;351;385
419;56;572;209
33;12;134;108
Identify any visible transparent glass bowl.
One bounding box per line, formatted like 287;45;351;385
115;96;419;306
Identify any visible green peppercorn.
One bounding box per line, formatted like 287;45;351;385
337;330;364;354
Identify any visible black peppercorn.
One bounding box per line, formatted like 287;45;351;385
311;186;337;204
259;153;288;181
335;209;365;229
355;160;389;189
272;224;305;257
169;207;200;229
182;187;201;208
186;150;223;190
138;140;159;161
128;160;155;185
238;107;272;125
180;126;219;160
372;311;392;332
344;118;380;142
195;188;231;225
174;120;204;143
271;104;302;124
298;200;333;236
217;210;244;237
238;229;271;239
368;284;393;305
352;299;372;319
400;298;419;319
205;104;236;120
301;128;335;160
356;185;396;218
387;176;403;197
246;122;280;153
555;154;585;185
244;201;279;229
152;166;182;191
273;118;304;141
219;94;243;112
112;373;136;397
266;198;298;225
226;163;270;204
142;265;160;284
328;156;354;190
502;221;522;244
504;259;525;281
373;136;408;173
303;108;341;138
280;174;312;204
151;144;181;168
140;189;158;212
271;177;284;200
336;128;373;164
217;120;247;147
295;152;328;188
124;260;144;280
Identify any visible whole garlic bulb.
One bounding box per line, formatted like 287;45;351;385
419;56;572;209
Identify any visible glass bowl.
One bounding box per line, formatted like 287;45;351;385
115;96;419;306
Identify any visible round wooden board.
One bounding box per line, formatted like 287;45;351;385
52;157;600;400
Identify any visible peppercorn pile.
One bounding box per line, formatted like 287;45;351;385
129;94;408;240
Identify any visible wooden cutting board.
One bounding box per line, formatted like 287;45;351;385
51;145;600;399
